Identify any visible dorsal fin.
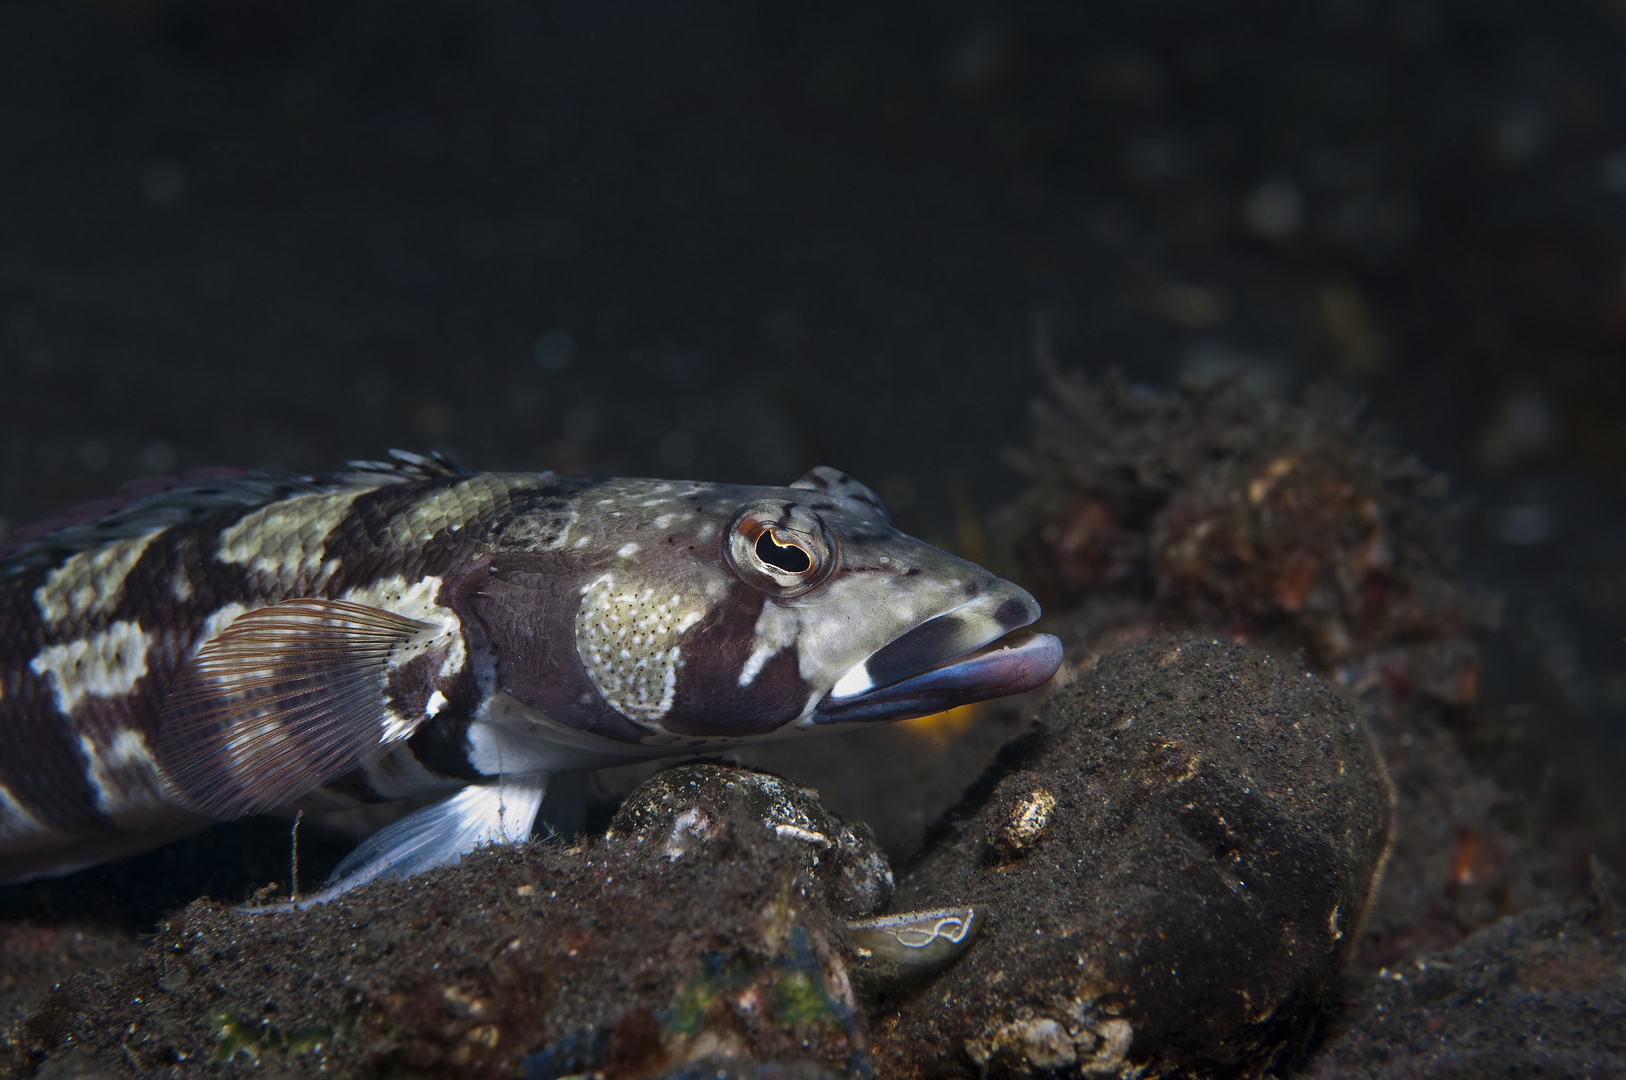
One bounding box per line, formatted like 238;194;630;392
1;468;325;574
1;450;471;575
341;449;472;483
791;466;889;522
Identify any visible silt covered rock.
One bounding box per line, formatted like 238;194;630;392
17;764;885;1079
1308;863;1625;1079
875;636;1394;1078
606;763;895;918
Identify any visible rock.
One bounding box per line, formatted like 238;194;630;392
989;365;1548;978
607;763;894;918
26;1049;118;1080
874;636;1394;1078
1305;863;1625;1078
635;1059;845;1080
0;922;143;1076
19;764;880;1079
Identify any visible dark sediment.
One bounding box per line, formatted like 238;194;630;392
874;636;1394;1079
0;925;141;1065
12;765;882;1079
1307;864;1626;1079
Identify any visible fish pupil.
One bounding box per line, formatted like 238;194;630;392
756;530;812;573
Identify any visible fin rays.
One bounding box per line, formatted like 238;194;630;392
157;599;438;820
245;778;548;911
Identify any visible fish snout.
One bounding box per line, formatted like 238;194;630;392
815;584;1060;725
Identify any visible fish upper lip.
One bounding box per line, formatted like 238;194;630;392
812;627;1064;724
826;593;1038;702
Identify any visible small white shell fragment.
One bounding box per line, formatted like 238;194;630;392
663;807;713;860
774;823;830;846
846;906;983;970
995;786;1057;859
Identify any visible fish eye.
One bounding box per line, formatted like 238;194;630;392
756;530;812;573
726;500;836;597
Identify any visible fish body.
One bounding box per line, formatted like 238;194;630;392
0;453;1061;901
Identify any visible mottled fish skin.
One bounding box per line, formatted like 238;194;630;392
0;453;1061;893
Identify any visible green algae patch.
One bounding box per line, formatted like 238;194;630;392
771;927;851;1032
211;1002;355;1064
771;970;829;1027
660;950;753;1035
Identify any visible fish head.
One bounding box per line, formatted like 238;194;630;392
468;467;1062;750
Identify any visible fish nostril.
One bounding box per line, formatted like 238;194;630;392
994;597;1034;630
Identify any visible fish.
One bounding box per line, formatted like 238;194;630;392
0;452;1062;904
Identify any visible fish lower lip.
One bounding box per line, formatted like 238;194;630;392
812;631;1064;724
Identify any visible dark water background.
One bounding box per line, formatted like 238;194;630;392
0;0;1622;868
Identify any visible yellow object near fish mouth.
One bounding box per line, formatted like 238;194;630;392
898;702;984;744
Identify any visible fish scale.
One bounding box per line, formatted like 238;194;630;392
0;452;1063;904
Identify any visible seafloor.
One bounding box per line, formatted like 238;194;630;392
1;0;1624;1076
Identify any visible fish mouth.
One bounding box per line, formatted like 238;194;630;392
812;600;1064;725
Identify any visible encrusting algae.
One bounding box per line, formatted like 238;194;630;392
995;342;1499;702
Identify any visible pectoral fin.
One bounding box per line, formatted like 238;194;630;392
156;598;443;819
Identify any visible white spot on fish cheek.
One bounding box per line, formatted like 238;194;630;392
575;574;700;724
738;602;801;688
573;536;593;549
425;689;449;717
29;621;154;716
617;542;640;558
